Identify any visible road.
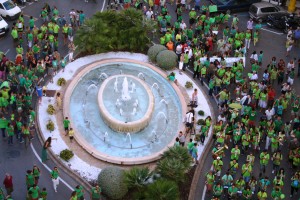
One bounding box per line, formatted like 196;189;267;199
0;0;108;199
192;11;300;200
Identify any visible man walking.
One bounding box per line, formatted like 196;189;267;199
51;167;59;192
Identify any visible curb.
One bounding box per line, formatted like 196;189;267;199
186;71;217;200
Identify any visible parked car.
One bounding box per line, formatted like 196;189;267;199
262;0;282;5
209;0;261;13
0;15;8;36
267;13;300;33
249;2;287;21
0;0;21;20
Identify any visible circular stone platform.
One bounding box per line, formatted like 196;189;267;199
98;75;154;133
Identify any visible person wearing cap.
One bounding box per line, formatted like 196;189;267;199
212;156;223;178
189;8;196;25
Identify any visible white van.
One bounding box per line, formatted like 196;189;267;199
0;15;8;35
0;0;21;20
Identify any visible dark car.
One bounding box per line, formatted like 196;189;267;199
267;13;300;33
210;0;261;13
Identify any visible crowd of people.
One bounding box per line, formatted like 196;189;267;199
141;0;300;200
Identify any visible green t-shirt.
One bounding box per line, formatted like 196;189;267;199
29;18;35;28
51;170;59;179
63;119;70;128
91;187;101;198
29;186;40;199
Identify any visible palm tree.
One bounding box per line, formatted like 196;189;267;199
124;167;152;191
144;179;180;200
156;157;191;184
161;146;193;170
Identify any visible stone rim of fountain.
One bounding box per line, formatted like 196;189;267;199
98;75;155;133
63;59;187;165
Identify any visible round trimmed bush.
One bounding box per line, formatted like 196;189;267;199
59;149;74;162
98;167;128;199
147;44;167;62
198;110;205;116
156;50;178;70
197;119;205;126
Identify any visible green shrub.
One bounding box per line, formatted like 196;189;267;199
46;120;55;131
144;179;179;200
198;110;205;116
197;119;205;126
156;50;178;70
124;167;152;191
194;134;201;142
57;78;66;86
185;81;193;89
156;157;191;183
98;167;128;199
59;149;74;162
147;44;167;62
161;146;193;170
47;104;55;115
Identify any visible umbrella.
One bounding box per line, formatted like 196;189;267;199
0;81;10;89
228;103;242;109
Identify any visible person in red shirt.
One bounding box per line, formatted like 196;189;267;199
267;86;276;108
3;173;13;196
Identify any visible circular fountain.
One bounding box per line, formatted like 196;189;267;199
64;59;186;165
98;75;155;133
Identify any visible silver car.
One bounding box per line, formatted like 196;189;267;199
249;2;287;21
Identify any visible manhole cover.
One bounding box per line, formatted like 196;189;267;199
7;150;21;158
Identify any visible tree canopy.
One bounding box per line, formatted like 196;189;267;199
74;8;154;54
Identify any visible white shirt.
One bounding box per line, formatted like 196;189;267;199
146;10;153;19
250;73;258;80
250;53;258;61
218;115;226;123
247;20;253;30
180;22;187;30
265;109;274;120
176;45;182;54
186;112;193;123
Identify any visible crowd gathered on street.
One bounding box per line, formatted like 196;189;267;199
140;0;300;200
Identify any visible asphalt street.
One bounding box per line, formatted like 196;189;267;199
0;0;108;199
192;11;300;200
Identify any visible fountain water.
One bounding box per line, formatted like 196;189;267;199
86;84;97;95
121;77;131;101
104;132;109;142
120;108;123;116
130;81;136;93
133;99;139;108
125;133;133;149
138;72;145;81
115;99;122;108
152;130;158;141
132;107;137;115
114;77;118;93
99;73;108;80
159;99;168;106
156;111;168;124
120;70;123;74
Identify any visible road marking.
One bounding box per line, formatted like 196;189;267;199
261;28;284;35
4;49;10;55
30;143;74;191
101;0;106;11
20;6;26;9
28;2;34;5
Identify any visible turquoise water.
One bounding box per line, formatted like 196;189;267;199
69;62;182;158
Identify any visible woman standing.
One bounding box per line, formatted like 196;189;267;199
42;137;52;163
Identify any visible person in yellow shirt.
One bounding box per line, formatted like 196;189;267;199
69;128;74;143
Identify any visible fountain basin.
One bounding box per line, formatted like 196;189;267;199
98;75;154;133
64;59;187;165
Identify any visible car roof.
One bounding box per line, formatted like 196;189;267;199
251;2;278;7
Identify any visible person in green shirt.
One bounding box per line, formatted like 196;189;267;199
75;185;84;200
205;171;215;193
11;27;18;43
242;186;252;199
26;170;35;190
242;161;252;183
257;189;268;200
213;182;223;198
40;187;48;200
91;184;102;200
260;150;270;174
51;167;59;192
0;115;8;138
32;165;40;185
29;16;35;30
27;32;33;48
189;8;197;25
6;123;14;145
28;184;40;199
228;183;238;199
63;117;70;136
